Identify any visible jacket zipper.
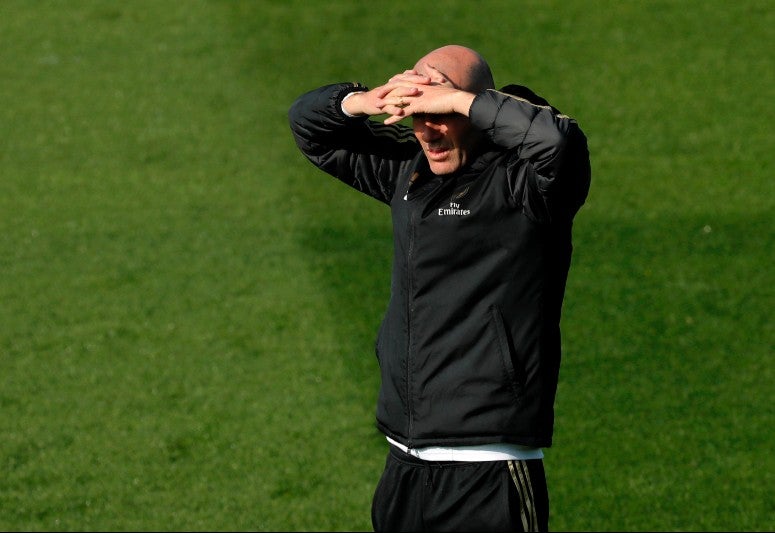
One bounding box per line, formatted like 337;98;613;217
405;206;416;447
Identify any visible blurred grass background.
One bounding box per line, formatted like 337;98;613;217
0;0;772;530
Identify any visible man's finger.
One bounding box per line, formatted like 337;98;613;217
383;111;406;125
424;63;457;88
388;72;432;85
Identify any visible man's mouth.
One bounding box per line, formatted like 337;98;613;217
426;146;450;160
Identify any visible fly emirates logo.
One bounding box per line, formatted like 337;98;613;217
438;202;471;217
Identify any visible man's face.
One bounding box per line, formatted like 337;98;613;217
412;112;480;175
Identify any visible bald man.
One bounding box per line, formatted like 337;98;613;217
289;44;591;531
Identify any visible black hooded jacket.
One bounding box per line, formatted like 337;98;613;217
288;82;591;448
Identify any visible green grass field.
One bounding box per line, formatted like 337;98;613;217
1;1;772;530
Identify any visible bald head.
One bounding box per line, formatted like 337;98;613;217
413;45;495;94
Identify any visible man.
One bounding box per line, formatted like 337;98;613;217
288;44;591;531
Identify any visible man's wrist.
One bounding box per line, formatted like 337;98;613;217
341;91;361;117
454;91;477;117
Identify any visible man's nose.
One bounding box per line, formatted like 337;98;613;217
419;120;445;141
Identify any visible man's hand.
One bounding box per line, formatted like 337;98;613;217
341;74;426;118
381;83;476;125
343;64;476;125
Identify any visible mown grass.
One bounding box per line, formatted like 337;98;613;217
0;0;772;531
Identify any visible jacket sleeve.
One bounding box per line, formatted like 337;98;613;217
469;88;591;222
288;82;419;205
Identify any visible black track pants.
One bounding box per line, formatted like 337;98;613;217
371;446;549;532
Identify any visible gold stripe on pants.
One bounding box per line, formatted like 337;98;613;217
508;460;538;532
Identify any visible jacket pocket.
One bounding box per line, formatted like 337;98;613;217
489;305;523;404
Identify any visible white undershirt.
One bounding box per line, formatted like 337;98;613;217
386;436;544;462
